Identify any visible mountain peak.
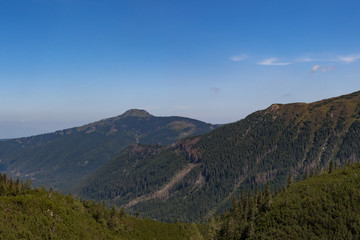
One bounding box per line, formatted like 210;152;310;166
121;109;152;118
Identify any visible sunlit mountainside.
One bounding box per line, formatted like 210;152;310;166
77;91;360;222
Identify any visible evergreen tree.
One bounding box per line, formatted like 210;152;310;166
263;182;272;211
287;174;293;188
328;159;335;174
303;169;308;180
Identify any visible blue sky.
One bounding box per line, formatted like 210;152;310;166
1;0;360;138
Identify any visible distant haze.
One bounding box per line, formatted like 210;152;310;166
1;1;360;138
0;121;86;139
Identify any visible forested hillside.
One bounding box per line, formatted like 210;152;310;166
0;109;216;191
78;91;360;222
0;173;207;240
215;162;360;239
2;162;360;239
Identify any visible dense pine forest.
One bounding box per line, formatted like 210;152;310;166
2;161;360;239
78;91;360;222
214;162;360;239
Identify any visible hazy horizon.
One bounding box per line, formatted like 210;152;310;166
1;0;360;138
1;89;357;139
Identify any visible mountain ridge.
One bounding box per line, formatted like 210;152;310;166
0;110;217;192
77;90;360;222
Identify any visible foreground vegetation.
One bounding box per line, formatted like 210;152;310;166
0;173;207;240
215;162;360;239
2;161;360;239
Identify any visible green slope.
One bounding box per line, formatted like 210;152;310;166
0;109;216;192
0;174;207;240
78;91;360;222
216;163;360;239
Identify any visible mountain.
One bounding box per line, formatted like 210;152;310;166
0;173;207;239
216;162;360;239
0;109;217;191
77;91;360;222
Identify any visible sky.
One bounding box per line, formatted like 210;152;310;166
1;0;360;138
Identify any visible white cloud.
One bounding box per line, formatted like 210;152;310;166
230;54;247;61
338;54;360;63
311;65;335;73
257;58;291;66
311;65;321;72
296;53;360;64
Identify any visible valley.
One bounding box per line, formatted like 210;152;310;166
0;91;360;239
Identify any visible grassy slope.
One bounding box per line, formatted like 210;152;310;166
0;190;113;239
